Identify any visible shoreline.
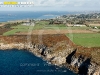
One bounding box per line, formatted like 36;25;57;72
0;49;77;75
0;34;100;75
0;44;77;74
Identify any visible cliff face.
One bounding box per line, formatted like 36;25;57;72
0;34;100;75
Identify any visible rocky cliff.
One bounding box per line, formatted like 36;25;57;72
0;34;100;75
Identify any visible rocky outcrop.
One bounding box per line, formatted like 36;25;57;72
0;34;100;75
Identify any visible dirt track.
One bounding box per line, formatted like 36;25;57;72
89;24;100;26
16;29;96;35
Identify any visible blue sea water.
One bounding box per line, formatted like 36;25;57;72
0;49;77;75
0;11;80;22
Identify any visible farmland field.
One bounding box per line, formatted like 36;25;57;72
66;33;100;47
3;21;48;35
3;25;31;36
3;21;95;36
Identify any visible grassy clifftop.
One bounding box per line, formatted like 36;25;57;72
0;34;100;65
0;34;100;75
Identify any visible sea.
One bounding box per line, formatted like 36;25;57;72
0;49;77;75
0;11;77;75
0;11;81;22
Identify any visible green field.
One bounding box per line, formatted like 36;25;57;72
35;21;67;30
66;26;90;30
3;21;67;35
66;33;100;47
3;21;47;35
3;25;34;36
44;24;67;29
3;21;91;36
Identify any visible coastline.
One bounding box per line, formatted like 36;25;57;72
0;34;100;75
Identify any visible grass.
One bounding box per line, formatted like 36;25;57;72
3;21;67;36
3;21;90;36
3;25;33;36
35;21;67;30
66;33;100;47
44;24;67;29
3;21;48;35
3;29;27;35
11;25;30;29
44;25;91;30
34;21;90;30
66;26;90;30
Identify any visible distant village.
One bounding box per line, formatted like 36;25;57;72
1;12;100;29
50;13;100;28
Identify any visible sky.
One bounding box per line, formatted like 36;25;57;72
0;0;100;11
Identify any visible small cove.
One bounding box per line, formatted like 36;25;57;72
0;49;77;75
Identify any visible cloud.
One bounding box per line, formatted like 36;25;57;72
0;0;100;11
32;0;100;8
33;0;69;7
25;0;100;11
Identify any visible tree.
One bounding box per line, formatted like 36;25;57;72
49;19;54;24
